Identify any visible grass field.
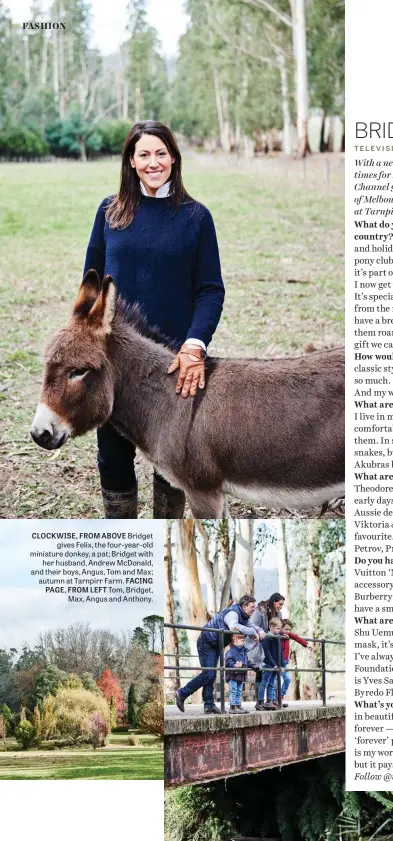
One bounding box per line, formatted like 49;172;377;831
0;155;344;519
0;732;163;780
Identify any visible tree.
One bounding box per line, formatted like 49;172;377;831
15;720;35;750
32;706;42;746
126;0;168;122
132;627;149;650
232;520;254;600
142;615;164;654
138;696;163;739
175;521;207;658
96;668;126;721
34;664;66;705
127;683;138;727
164;521;179;696
1;704;13;735
0;714;6;744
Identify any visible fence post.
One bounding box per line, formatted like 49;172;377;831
276;636;282;709
219;632;226;713
321;640;327;706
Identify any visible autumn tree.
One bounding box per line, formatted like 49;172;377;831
96;668;126;721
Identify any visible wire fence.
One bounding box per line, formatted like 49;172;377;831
164;622;345;713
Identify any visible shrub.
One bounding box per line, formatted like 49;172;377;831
41;687;111;743
1;704;13;736
138;696;163;739
89;712;109;749
0;126;48;159
98;119;130;154
15;720;36;749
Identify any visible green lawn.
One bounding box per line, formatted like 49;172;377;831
0;156;344;519
0;739;163;780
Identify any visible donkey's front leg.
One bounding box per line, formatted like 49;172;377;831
186;489;225;519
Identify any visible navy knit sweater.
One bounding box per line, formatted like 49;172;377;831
262;634;285;669
83;195;225;348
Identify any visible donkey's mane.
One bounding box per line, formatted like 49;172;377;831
115;297;178;351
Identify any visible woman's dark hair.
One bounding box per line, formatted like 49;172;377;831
266;592;285;621
106;120;193;229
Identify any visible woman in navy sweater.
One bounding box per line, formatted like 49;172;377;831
83;121;225;519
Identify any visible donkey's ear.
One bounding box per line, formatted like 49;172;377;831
73;269;102;318
88;275;116;334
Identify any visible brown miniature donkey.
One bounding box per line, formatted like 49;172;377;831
31;270;345;517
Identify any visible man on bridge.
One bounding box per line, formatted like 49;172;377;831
175;595;265;715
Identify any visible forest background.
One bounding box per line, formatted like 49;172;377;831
0;0;344;159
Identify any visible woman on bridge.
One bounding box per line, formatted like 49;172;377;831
83;120;225;519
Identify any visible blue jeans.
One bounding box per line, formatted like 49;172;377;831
179;636;219;708
282;666;291;697
258;668;278;702
229;680;243;706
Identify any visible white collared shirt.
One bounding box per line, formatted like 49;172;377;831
139;179;206;351
140;180;172;198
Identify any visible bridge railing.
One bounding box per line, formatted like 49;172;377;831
164;622;345;713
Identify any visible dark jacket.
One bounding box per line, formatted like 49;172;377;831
262;633;285;670
225;644;256;683
245;607;282;667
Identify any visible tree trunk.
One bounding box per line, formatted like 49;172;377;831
292;0;310;157
232;520;254;600
276;48;293;155
164;521;179;698
135;79;141;122
326;115;334;152
220;532;236;609
319;108;326;152
58;25;65;117
195;520;216;615
80;137;87;162
40;35;48;88
212;68;231;153
52;29;59;103
24;36;30;85
305;521;322;700
341;128;345;152
174;521;207;658
122;78;129;120
277;520;290;610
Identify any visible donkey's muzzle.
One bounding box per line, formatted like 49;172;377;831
31;403;71;450
31;428;68;450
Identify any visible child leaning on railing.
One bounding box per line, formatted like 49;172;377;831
225;632;258;714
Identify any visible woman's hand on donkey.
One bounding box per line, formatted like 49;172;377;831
167;343;206;398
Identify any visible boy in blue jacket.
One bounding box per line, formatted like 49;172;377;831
256;617;285;711
225;632;257;714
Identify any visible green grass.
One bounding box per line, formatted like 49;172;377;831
0;746;163;780
0;731;163;779
0;156;344;519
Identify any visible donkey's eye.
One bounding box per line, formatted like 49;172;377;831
69;368;90;381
